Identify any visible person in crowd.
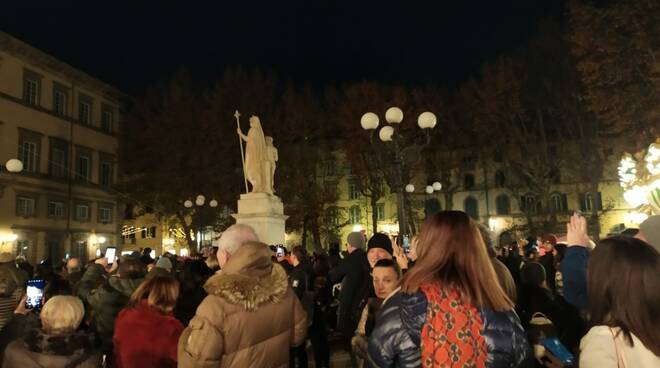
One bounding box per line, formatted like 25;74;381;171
114;274;183;368
553;243;567;297
327;246;341;270
289;246;314;367
175;259;212;326
205;247;220;272
140;248;155;266
634;214;660;252
277;246;294;274
309;254;331;368
15;256;33;280
366;233;393;268
329;232;371;367
539;234;557;291
178;224;307;367
78;256;146;354
478;224;517;303
146;256;173;279
352;259;402;368
2;295;100;368
367;211;532;367
64;258;84;296
0;266;24;331
578;236;660;367
0;253;28;289
504;241;524;284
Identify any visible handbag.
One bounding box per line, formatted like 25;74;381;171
609;327;628;368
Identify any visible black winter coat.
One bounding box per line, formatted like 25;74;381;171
367;291;533;368
329;249;371;337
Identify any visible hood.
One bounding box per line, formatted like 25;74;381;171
24;328;94;357
204;242;288;311
108;276;144;297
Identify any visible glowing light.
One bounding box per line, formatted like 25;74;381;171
624;186;647;207
618;153;637;188
150;250;156;259
0;233;18;242
624;212;648;225
425;185;434;194
180;248;189;257
5;159;23;173
379;126;394;142
352;225;364;232
432;182;442;191
645;142;660;175
97;236;106;244
162;238;175;246
405;184;415;193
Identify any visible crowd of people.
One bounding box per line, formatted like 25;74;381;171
0;213;657;367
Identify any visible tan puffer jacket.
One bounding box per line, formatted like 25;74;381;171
178;242;307;368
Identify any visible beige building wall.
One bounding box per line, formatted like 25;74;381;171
0;31;124;264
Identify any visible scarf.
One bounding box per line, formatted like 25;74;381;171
419;284;487;367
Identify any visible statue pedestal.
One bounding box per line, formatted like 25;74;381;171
232;193;288;245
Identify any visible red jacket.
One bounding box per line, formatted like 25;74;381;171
113;300;184;368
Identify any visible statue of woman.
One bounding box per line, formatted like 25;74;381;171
237;116;267;193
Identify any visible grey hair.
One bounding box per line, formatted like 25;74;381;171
218;224;259;255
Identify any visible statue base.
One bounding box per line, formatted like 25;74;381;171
232;193;288;245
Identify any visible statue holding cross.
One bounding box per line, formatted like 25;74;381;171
235;111;277;195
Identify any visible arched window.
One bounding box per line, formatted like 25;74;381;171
464;197;479;220
550;193;567;212
495;170;506;187
424;198;442;217
520;194;538;214
495;194;511;215
463;174;475;190
349;206;361;224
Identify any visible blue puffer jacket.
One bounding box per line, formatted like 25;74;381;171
366;291;533;368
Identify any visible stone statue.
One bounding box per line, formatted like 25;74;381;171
264;136;278;195
237;116;267;193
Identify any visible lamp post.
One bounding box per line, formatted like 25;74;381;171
360;107;437;242
183;194;219;252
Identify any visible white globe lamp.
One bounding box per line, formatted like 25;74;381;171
209;199;218;208
405;184;415;193
5;159;23;173
195;195;205;206
184;200;193;208
432;182;442;191
417;112;437;129
425;185;434;194
385;107;404;124
379;126;394;142
360;112;379;130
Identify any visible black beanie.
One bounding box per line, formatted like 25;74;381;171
521;262;546;287
367;233;393;255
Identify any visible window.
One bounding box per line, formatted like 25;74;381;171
580;192;603;212
349;206;361;224
79;95;93;125
348;183;360;200
495;171;506;187
49;138;68;179
77;155;90;181
47;201;65;218
463;174;475;190
100;162;112;186
53;86;68;116
464;197;479;220
16;196;36;217
98;206;113;224
495;194;511;215
521;194;538;214
327;207;340;226
101;108;113;133
23;70;41;105
377;203;385;221
550;193;568;212
142;226;157;239
75;204;90;221
20;141;38;173
322;160;336;176
549;167;561;184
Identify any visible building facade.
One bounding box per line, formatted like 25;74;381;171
288;148;643;249
0;31;124;264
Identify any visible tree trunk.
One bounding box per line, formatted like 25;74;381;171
301;218;308;248
177;212;197;251
370;195;379;235
589;182;602;240
444;191;454;210
311;218;322;251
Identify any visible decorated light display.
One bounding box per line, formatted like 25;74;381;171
618;138;660;214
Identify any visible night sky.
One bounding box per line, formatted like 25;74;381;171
1;1;561;95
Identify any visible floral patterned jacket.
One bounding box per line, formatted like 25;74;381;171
366;291;533;368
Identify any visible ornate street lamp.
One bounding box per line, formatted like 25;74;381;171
182;194;219;251
360;107;437;241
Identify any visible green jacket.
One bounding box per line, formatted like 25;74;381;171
78;264;143;352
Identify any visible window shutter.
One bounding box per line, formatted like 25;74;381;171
520;196;526;212
562;194;568;212
578;193;586;212
596;192;603;211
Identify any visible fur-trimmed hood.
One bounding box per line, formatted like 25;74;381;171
204;242;288;312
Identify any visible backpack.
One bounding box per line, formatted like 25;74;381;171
0;267;18;297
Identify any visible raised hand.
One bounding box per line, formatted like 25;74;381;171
566;213;590;247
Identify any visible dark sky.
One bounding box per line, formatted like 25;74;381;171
1;1;561;95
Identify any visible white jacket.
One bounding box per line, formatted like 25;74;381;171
580;326;660;368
